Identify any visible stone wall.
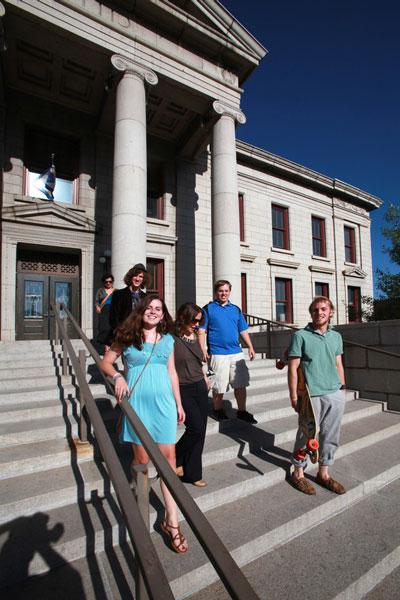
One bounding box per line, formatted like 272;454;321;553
250;320;400;411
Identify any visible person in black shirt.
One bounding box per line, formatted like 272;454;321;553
106;263;150;346
174;302;210;487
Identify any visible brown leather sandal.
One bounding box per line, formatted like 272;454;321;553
160;521;188;554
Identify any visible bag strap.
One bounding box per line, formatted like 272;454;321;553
174;335;203;365
99;290;112;308
126;337;158;400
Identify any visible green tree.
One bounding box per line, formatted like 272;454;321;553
377;202;400;298
361;202;400;321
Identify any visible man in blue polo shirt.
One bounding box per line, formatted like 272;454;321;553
198;280;257;423
288;296;347;495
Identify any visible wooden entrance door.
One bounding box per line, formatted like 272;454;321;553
16;249;80;340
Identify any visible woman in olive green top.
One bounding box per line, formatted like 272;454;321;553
174;303;210;487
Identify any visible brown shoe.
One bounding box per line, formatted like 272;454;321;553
316;475;346;494
193;479;207;488
290;475;316;495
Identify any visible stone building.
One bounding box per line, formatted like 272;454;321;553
0;0;381;341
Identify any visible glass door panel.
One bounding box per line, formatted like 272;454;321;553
24;280;44;318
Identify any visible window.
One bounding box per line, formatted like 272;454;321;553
315;282;329;298
275;278;293;323
312;216;326;257
147;163;164;219
348;286;361;322
147;258;164;298
241;273;248;314
344;226;356;263
239;193;245;242
272;205;289;250
24;127;79;204
24;280;44;318
147;190;164;219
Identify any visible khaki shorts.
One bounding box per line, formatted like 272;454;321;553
210;352;250;394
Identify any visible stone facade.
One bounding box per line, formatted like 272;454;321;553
0;0;381;340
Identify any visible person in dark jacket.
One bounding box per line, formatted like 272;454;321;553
106;263;150;345
95;273;114;351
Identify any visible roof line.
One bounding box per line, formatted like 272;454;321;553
236;140;383;210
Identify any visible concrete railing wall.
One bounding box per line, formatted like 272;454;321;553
249;319;400;411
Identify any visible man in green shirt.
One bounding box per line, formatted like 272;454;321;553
288;296;347;495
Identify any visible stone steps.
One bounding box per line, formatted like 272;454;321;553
0;365;58;379
154;435;400;599
188;477;400;600
1;341;400;598
150;410;400;528
0;459;109;525
2;416;399;594
0;437;94;480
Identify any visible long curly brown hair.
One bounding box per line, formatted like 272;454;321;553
113;294;174;349
175;302;204;336
123;266;151;288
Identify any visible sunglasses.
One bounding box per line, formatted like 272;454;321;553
192;318;201;324
105;279;113;283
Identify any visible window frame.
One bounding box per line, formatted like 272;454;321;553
147;191;165;220
24;167;78;204
241;272;248;314
315;281;329;298
147;258;165;298
24;126;79;205
312;216;327;257
275;277;293;324
347;285;361;322
272;204;290;250
344;226;356;264
239;193;245;242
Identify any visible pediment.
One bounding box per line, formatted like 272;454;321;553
151;0;266;76
2;199;96;233
343;266;367;279
172;0;265;58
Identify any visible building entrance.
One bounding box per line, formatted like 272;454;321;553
16;249;80;340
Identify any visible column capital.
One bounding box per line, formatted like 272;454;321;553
212;100;246;125
111;54;158;86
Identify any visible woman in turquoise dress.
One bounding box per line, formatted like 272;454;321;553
100;294;188;554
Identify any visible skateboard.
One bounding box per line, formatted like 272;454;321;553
293;367;319;464
275;358;320;463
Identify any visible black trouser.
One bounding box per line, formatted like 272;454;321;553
176;379;209;482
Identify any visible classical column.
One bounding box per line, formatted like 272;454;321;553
211;100;246;305
110;55;158;286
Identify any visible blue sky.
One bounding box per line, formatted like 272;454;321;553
222;0;399;295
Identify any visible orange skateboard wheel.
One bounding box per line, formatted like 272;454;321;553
307;439;319;451
293;449;306;460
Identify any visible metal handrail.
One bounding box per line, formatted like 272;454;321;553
51;304;174;600
244;313;400;360
52;303;260;600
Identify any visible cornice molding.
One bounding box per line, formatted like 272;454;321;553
240;252;257;263
146;232;177;246
267;258;300;269
309;265;335;275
